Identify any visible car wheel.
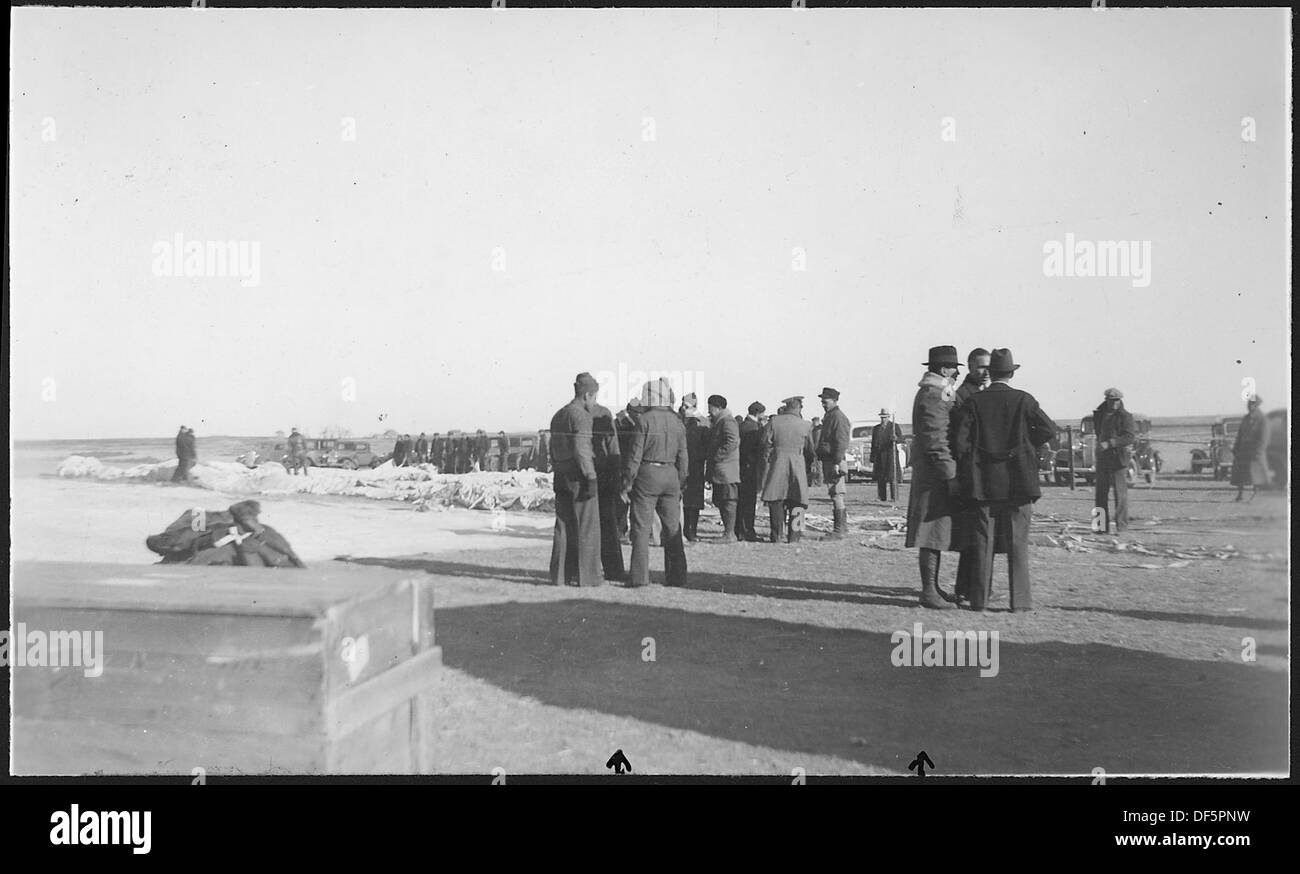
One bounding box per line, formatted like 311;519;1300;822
341;459;357;470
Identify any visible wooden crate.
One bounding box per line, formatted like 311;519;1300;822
11;560;441;775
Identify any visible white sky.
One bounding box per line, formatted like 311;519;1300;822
10;7;1291;438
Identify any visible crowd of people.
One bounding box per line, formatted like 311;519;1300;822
388;430;519;473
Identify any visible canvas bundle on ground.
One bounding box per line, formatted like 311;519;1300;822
146;503;304;568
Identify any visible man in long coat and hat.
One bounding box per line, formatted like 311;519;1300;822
951;348;1057;612
736;401;767;541
905;346;963;608
1231;393;1271;501
761;396;815;543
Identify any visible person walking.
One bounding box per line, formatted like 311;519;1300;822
1231;394;1271;502
905;346;963;608
951;348;1057;612
761;396;815;543
706;395;741;544
1093;387;1135;533
621;377;689;587
736;402;767;541
815;388;852;538
548;373;604;587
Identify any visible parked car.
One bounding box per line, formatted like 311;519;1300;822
1190;419;1236;479
238;438;386;470
844;421;911;483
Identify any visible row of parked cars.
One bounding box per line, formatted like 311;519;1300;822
237;439;385;470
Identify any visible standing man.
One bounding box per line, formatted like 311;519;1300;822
761;396;815;543
430;432;445;472
591;397;626;581
535;429;550;473
621;377;689;587
456;434;471;473
679;394;708;542
172;425;195;482
496;430;510;471
736;401;767;541
415;432;429;466
816;388;852;539
1230;394;1270;502
288;427;310;476
871;409;904;503
392;434;409;468
905;346;962;609
614;399;642;541
952;348;1057;612
1093;387;1135;533
548;373;603;587
706;395;741;544
950;347;991;603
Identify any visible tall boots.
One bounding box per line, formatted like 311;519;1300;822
767;502;785;543
684;507;700;542
827;507;849;539
919;548;954;609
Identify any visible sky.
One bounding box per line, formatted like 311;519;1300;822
9;7;1291;439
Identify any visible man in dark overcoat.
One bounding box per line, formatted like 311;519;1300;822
905;346;962;608
736;402;767;541
707;394;741;544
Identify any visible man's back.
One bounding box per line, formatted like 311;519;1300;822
954;383;1056;502
769;413;812;454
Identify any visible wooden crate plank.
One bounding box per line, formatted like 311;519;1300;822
327;701;412;774
324;647;443;740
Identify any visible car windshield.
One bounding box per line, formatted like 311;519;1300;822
852;426;873;438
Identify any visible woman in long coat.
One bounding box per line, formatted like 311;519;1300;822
1231;395;1271;501
906;350;961;609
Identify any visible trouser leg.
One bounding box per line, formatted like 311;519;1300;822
658;480;687;586
1093;469;1111;533
628;483;655;587
1111;469;1128;531
716;499;737;542
550;479;578;585
684;507;699;541
597;474;625;580
767;501;785;543
1006;502;1033;611
969;503;994;611
573;479;603;587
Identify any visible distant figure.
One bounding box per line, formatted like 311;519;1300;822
288;427;310;476
808;417;824;487
455;435;471;473
871;408;904;503
415;432;429;465
679;393;707;542
430;432;445;472
736;402;767;542
549;373;603;587
393;434;410;468
497;430;510;471
622;377;689;587
1093;388;1135;532
172;425;196;482
475;429;490;472
1231;394;1271;502
536;430;551;473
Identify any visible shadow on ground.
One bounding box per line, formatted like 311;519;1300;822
350;558;1286;774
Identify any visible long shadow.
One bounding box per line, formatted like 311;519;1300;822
348;556;919;608
1053;604;1287;631
432;599;1288;774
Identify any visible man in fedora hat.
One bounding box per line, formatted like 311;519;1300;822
736;401;767;541
951;348;1057;612
548;372;604;587
761;395;815;543
621;377;689;586
816;387;853;538
906;346;964;608
871;408;904;503
1093;387;1135;532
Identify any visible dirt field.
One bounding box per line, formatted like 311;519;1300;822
349;474;1289;776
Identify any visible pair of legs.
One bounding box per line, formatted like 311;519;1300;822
628;465;687;587
826;468;848;538
712;482;739;543
596;471;626;581
964;500;1033;612
550;468;602;586
736;470;760;540
876;458;897;502
766;501;806;543
1094;462;1128;532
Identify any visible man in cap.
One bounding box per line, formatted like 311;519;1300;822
590;394;627;581
952;348;1057;612
871;409;904;503
736;401;767;541
761;396;815;543
621;377;689;587
706;395;741;544
816;388;853;538
905;346;963;608
548;373;604;587
1093;387;1135;533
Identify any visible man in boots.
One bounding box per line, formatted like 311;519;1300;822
905;346;962;608
816;387;852;539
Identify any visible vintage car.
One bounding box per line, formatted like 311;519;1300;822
1190;418;1237;480
1054;414;1154;485
239;438;385;470
844;421;911;484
